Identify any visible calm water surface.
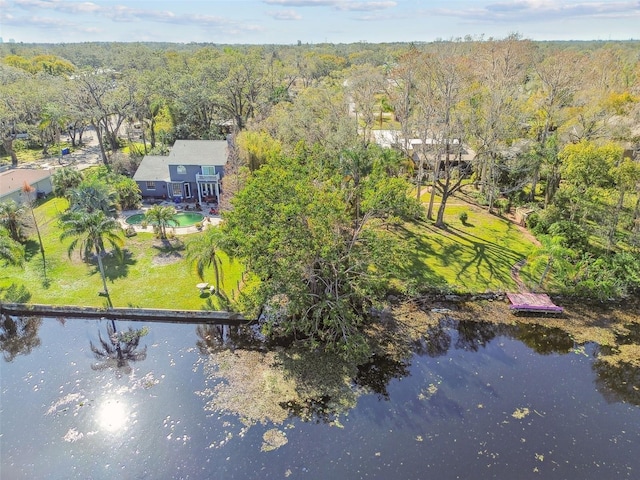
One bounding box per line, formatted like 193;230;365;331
1;316;639;479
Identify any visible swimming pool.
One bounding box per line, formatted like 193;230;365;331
125;212;204;227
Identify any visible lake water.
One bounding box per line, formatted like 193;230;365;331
1;316;639;479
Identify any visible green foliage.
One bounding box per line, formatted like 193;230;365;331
144;205;177;239
68;178;118;217
223;152;415;357
2;54;75;75
0;283;31;303
113;176;142;210
548;220;590;250
59;210;124;261
607;251;640;295
458;211;469;224
52;167;84;199
0;196;241;310
559;140;621;190
0;201;28;242
186;227;226;294
0;227;25;266
73;166;141;212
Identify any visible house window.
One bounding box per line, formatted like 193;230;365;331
146;181;156;190
202;166;216;176
171;183;182;197
177;165;186;174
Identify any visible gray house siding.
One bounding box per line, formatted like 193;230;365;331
0;169;53;204
133;140;228;204
137;180;169;199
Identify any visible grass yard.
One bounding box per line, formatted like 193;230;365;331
0;197;245;310
2;191;542;310
394;201;538;293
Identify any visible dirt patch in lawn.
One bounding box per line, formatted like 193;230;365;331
150;238;185;266
152;251;183;266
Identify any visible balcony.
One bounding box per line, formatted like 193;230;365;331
196;173;219;182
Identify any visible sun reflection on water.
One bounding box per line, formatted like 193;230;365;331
96;398;129;432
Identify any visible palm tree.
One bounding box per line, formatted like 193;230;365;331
68;180;118;217
59;210;123;307
21;182;47;283
90;320;147;376
529;234;575;291
144;205;178;239
0;200;27;242
52;167;84;200
38;103;69;158
186;227;225;294
0;227;24;266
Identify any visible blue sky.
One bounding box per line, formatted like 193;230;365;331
0;0;638;44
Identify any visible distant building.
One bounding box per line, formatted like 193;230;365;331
0;167;53;204
133;140;229;205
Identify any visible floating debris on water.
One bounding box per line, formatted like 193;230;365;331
261;428;288;452
512;407;531;419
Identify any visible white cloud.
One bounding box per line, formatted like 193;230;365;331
267;9;303;20
8;0;263;34
432;1;640;22
263;0;396;11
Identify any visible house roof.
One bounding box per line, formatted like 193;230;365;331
0;168;52;198
132;156;172;182
168;140;228;166
133;140;229;183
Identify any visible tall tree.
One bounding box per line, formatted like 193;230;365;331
186;227;225;295
59;210;123;307
608;156;640;247
0;66;40;167
526;49;583;200
466;36;533;211
68;69;135;164
413;44;474;227
222;152;418;358
347;64;386;146
214;48;269;132
21;182;48;284
0;227;24;267
144;205;177;240
0;201;27;242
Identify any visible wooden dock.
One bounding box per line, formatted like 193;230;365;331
506;293;564;315
0;303;251;325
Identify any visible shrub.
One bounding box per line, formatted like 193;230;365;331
548;221;589;250
458;211;468;225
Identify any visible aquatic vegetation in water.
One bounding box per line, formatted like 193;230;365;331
512;407;531;419
198;347;360;427
261;428;288;452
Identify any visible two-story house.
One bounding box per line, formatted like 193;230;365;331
133;140;228;205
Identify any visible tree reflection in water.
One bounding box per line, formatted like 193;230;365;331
90;320;148;376
592;323;640;406
0;314;42;362
195;323;266;355
197;315;640;431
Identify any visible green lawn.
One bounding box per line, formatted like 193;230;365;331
394;202;538;293
2;193;540;310
1;197;245;310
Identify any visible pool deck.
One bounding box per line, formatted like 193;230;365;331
119;203;222;235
